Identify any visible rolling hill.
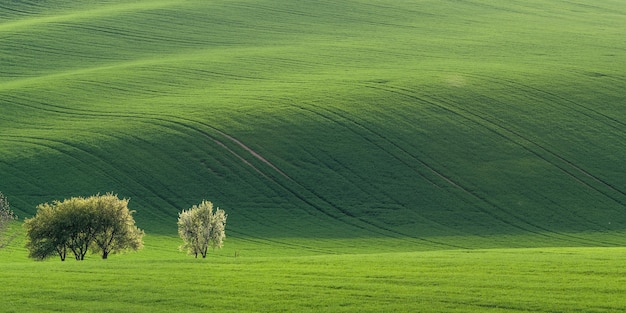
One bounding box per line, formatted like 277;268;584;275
1;0;626;251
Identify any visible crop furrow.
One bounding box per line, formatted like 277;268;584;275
280;108;500;248
164;119;396;237
318;89;539;231
399;85;624;245
57;22;208;47
100;113;404;237
1;134;179;213
0;5;34;16
423;88;626;207
213;131;291;181
3;94;276;185
172;119;458;247
361;84;611;245
432;72;626;203
384;82;626;202
468;72;626;131
227;231;337;255
301;135;473;242
293;104;476;235
0;150;48;192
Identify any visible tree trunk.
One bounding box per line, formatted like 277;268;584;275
58;247;66;261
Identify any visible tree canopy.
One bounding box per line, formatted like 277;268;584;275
24;193;144;261
178;200;227;258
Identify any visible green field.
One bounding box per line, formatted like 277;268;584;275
1;0;626;311
2;234;626;312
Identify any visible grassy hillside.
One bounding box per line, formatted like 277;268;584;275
1;0;626;250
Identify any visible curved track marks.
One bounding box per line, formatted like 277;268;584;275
302;100;567;242
359;82;622;246
2;97;428;244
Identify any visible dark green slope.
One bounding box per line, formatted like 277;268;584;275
1;0;626;249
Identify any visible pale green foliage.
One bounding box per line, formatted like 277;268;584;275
23;202;65;260
178;200;227;258
24;193;144;261
89;193;144;259
210;208;227;250
177;209;200;257
0;192;17;249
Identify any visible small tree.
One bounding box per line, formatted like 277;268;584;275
178;200;227;258
24;202;68;261
25;197;96;261
0;192;17;249
64;197;98;260
89;193;144;259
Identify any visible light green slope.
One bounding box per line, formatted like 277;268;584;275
1;0;626;250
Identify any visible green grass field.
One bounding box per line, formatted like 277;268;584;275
2;234;626;312
1;0;626;311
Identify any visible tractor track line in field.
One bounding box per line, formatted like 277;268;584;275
164;117;427;242
298;142;455;232
308;89;547;236
479;73;626;131
294;103;481;237
176;120;460;248
0;134;182;212
460;74;626;196
420;110;624;244
379;83;626;245
214;129;292;181
228;230;338;255
0;154;48;192
295;101;551;245
0;1;183;33
2;96;275;182
378;82;626;201
4;90;289;184
3;97;276;185
363;84;615;245
3;98;405;238
424;89;626;207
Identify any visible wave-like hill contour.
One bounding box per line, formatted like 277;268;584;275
2;0;626;250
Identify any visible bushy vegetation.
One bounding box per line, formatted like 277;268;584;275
24;193;143;261
178;200;227;258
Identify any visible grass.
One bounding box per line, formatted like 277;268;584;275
1;0;626;311
2;235;626;312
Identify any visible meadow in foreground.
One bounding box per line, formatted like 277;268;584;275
1;235;625;313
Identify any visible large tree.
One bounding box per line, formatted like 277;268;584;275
178;200;227;258
24;193;144;261
0;192;17;249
